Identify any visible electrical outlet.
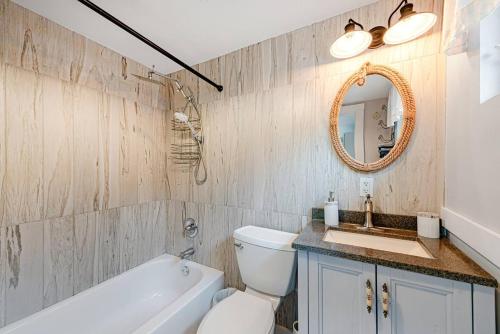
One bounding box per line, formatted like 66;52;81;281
360;177;374;197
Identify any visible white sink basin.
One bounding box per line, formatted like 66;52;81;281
323;230;433;259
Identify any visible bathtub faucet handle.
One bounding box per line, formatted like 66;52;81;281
183;218;199;239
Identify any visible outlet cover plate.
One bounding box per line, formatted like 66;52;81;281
360;177;374;197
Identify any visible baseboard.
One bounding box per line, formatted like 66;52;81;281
441;207;500;268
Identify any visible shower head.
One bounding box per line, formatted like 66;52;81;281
174;112;202;143
174;112;189;123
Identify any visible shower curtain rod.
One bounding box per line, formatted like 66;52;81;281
76;0;224;92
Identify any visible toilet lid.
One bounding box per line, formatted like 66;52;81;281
197;291;274;334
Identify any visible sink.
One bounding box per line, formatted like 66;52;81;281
323;230;433;259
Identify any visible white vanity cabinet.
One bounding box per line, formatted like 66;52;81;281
307;253;376;334
298;251;494;334
376;266;472;334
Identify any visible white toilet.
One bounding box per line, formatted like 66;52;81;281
197;225;298;334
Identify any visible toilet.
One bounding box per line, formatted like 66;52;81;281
197;225;298;334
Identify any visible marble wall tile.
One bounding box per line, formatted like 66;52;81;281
5;222;44;325
3;1;166;109
0;227;6;327
260;33;292;92
239;44;262;96
119;99;139;207
153;108;169;201
234;94;258;209
0;63;5;229
2;65;43;226
4;1;71;77
137;104;156;203
198;57;225;105
43;216;74;307
119;202;170;264
43;75;74;219
73;85;101;215
135;201;167;263
132;202;156;266
0;1;5;63
165;200;192;256
119;204;141;272
223;50;241;99
191;202;210;269
96;208;121;283
74;211;98;294
291;80;316;215
98;93;120;210
290;25;316;84
222;206;244;288
150;200;167;259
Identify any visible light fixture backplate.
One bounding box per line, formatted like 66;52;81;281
368;26;387;49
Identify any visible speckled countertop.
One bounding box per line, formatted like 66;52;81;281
292;220;497;287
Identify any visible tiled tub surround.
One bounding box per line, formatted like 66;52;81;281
0;201;168;326
293;220;497;287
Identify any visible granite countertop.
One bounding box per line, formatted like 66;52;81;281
292;220;497;287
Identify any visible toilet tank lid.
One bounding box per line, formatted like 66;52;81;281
233;226;298;252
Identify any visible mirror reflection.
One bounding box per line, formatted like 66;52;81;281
338;74;403;164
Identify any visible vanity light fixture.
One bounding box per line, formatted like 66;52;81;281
383;0;437;45
331;0;437;59
330;19;373;59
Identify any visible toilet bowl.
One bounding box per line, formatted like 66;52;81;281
197;290;275;334
197;226;298;334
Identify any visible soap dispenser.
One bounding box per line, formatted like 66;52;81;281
324;191;339;227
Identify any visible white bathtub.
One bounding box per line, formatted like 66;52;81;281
0;254;224;334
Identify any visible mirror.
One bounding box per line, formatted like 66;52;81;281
330;63;415;172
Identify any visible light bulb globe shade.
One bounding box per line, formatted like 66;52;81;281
330;30;373;59
383;12;437;45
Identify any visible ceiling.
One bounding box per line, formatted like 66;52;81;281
12;0;377;74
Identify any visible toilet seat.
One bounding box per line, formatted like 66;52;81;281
197;291;275;334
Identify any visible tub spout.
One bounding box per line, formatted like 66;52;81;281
179;247;195;260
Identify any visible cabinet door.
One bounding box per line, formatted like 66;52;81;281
308;253;376;334
377;266;472;334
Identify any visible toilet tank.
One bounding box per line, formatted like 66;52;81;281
233;226;298;297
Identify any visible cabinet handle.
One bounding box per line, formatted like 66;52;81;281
382;283;389;318
365;280;373;313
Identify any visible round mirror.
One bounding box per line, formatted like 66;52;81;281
330;63;415;172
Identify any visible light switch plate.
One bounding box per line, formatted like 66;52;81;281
360;177;374;197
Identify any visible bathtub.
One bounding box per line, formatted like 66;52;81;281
0;254;224;334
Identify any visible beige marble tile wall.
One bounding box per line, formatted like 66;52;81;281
0;0;174;326
165;0;445;328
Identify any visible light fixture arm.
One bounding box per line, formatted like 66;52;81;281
387;0;408;27
346;18;365;32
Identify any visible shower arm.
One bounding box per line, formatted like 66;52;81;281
76;0;223;92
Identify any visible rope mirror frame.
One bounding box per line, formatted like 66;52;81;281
330;62;416;172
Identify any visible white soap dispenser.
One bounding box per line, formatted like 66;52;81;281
324;191;339;227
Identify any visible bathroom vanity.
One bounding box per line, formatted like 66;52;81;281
293;218;497;334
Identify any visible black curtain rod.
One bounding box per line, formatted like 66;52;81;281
76;0;223;92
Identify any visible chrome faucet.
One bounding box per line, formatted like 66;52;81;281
364;194;374;228
179;247;195;260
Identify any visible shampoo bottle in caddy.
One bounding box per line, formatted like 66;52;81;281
325;191;339;227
